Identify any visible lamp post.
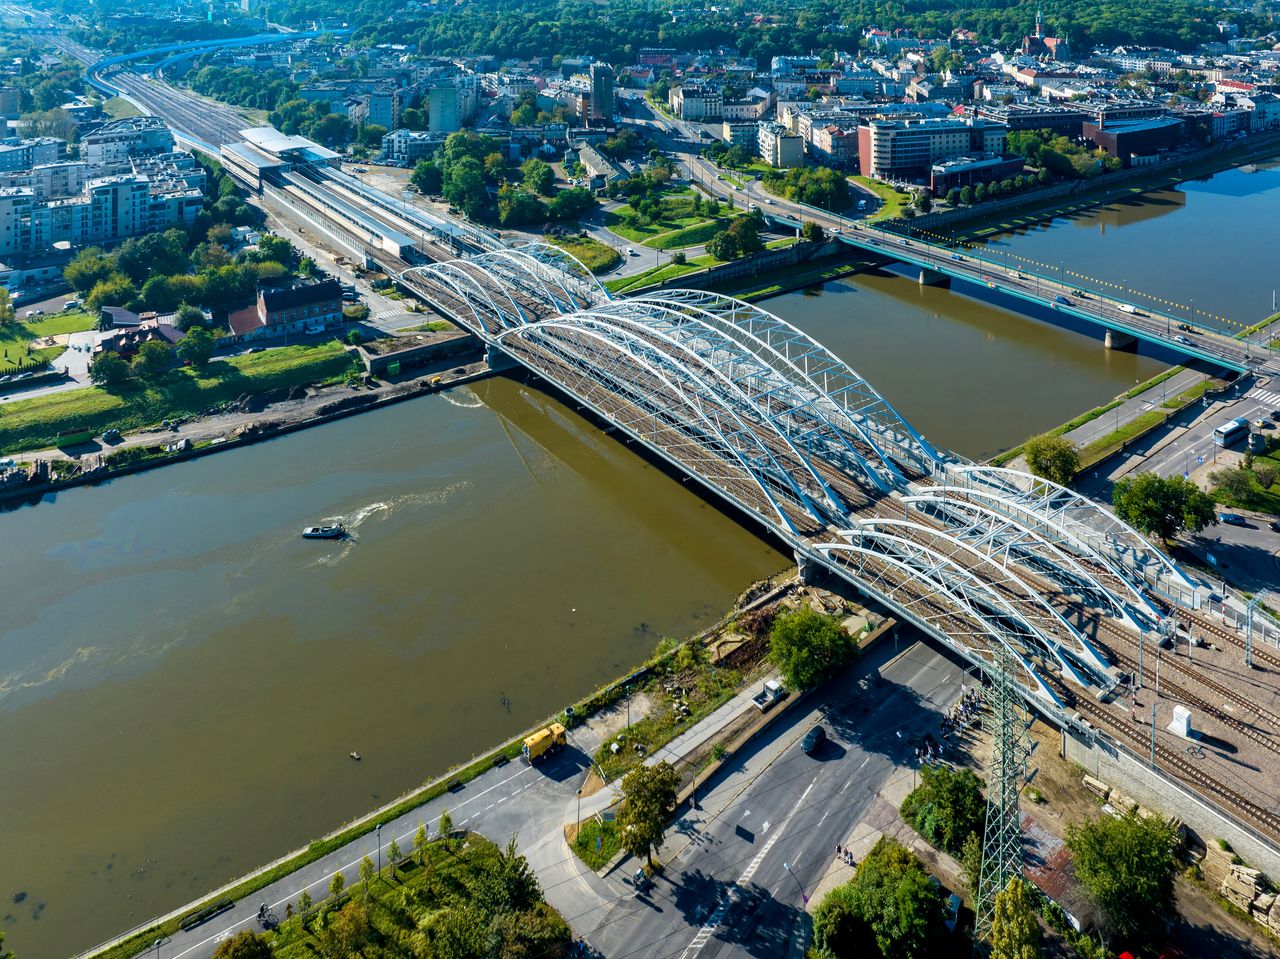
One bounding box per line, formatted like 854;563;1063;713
576;789;582;832
154;939;162;959
376;823;382;876
783;862;809;904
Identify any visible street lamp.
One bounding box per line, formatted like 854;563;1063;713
154;939;162;959
376;823;382;876
783;862;809;904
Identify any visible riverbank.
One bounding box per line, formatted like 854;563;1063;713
0;349;492;510
80;568;806;959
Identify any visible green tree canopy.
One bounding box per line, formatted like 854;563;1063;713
65;248;118;295
812;836;947;959
1065;811;1180;942
211;930;272;959
617;760;681;867
991;877;1041;959
900;765;986;856
521;157;556;196
801;220;826;243
410;160;444;195
1112;472;1217;541
769;606;856;690
1023;434;1080;486
88;350;129;388
130;339;172;379
176;327;216;368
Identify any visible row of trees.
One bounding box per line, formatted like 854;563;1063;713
941;169;1051;209
88;327;217;388
1007;130;1123;180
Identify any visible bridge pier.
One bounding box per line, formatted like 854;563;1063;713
918;267;950;287
1105;329;1138;352
795;550;830;586
485;343;519;372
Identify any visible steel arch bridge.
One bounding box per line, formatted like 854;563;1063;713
400;245;1210;709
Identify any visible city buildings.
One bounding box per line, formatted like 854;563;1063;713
669;83;723;121
226;278;344;341
857;116;1007;180
81;117;175;167
589;62;615;124
757;120;804;167
0;137;61;174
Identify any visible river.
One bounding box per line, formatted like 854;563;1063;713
6;158;1273;958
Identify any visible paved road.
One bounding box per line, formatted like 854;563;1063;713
582;637;971;959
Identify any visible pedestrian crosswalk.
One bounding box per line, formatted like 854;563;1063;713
372;308;401;320
1250;388;1280;408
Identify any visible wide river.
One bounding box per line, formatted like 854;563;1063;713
7;158;1275;958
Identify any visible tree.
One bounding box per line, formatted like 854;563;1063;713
1023;434;1080;486
359;854;375;894
309;113;353;148
801;220;826;243
916;191;933;212
211;930;272;959
1066;811;1179;941
387;837;402;877
177;327;216;368
548;186;596;222
497;186;548;227
769;606;856;690
89;351;130;388
991;877;1041;959
358;123;387;148
131;340;172;379
86;274;138;316
1112;472;1217;542
174;304;208;332
812;837;946;959
900;765;985;855
1255;465;1276;491
414;821;429;864
317;900;371;959
18;106;76;140
705;229;740;261
0;288;13;326
617;760;680;867
959;185;974;206
328;870;345;899
116;230;189;284
946;187;961;207
521;157;556;196
961;831;982;894
297;889;313;913
410;160;443;195
141;275;181;313
1209;466;1253;501
439;806;454;838
65;248;118;294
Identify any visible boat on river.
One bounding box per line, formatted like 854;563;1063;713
302;525;345;540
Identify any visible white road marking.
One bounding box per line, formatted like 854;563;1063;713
679;778;816;959
761;820;771;833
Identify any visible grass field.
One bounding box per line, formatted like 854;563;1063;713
851;176;912;222
0;310;97;373
604;189;721;245
644;218;727;250
0;341;357;454
1212;446;1280;515
571;818;622;870
548;234;622;273
101;96;141;120
604;254;718;294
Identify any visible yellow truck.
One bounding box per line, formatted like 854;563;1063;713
522;722;567;763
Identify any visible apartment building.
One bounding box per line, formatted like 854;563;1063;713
81;117;174;168
0;137;61;174
669;83;723;121
757;121;804;167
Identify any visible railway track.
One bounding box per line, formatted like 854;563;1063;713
1047;674;1280;842
1181;608;1280;673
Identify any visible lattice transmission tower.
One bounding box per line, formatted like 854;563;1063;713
974;648;1037;946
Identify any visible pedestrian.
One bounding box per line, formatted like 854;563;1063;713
836;844;842;857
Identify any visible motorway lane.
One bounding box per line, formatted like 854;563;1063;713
586;638;971;959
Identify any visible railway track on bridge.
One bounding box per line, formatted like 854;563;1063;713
1047;674;1280;842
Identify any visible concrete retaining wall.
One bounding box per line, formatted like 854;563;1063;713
1062;727;1280;878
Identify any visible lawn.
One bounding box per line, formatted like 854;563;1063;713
0;310;97;373
604;189;718;244
0;341;358;454
851;176;912;222
571;817;622;870
644;218;727;250
1213;446;1280;515
548;233;622;273
605;254;718;294
101;96;141;120
406;320;455;333
1077;409;1167;469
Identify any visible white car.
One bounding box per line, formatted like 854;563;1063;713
627;247;637;256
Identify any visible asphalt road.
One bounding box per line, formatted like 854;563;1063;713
583;638;972;959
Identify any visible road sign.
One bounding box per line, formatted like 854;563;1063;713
1184;472;1189;479
1207;553;1218;567
1197;455;1205;465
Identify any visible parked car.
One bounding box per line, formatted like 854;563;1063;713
801;725;826;754
1269;521;1280;533
1219;513;1247;526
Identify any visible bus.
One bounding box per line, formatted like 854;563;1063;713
1213;417;1250;447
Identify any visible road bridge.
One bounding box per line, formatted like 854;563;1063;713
399;243;1280;840
763;213;1273;375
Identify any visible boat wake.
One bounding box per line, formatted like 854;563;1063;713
305;484;468;567
438;387;484;409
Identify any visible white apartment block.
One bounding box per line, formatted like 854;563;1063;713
81;116;175;168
